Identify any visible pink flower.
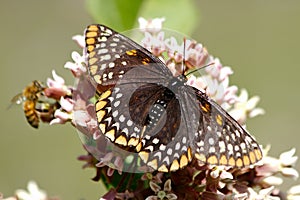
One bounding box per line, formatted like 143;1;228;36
185;42;209;68
141;32;166;56
50;97;74;125
165;37;184;63
205;57;233;81
96;152;124;176
45;70;71;100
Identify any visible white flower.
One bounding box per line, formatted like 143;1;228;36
229;89;265;124
72;35;85;48
139;17;165;33
279;148;298;166
15;181;47;200
247;186;280;200
262;176;283;186
288;185;300;200
64;51;86;77
281;168;299;179
257;147;299;183
279;148;299;179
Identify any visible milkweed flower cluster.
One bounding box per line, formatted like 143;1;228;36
3;17;299;200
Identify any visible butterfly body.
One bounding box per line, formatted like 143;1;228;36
85;24;262;172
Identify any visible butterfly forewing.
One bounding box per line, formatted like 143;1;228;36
85;24;169;92
86;24;263;172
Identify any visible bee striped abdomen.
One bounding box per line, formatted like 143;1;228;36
23;100;39;128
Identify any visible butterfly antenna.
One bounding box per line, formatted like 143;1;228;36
181;37;186;76
185;62;215;77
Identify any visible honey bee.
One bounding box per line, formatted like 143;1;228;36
11;80;59;128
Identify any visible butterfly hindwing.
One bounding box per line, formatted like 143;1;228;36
193;89;262;167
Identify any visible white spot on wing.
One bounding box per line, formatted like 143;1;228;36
152;138;159;144
109;62;115;68
100;54;111;61
167;148;173;155
119;115;125;122
112;110;118;117
127;120;133;126
182;137;187;144
113;100;120;107
159;144;166;151
175;142;180;150
98;49;108;54
209;146;216;153
108;72;113;79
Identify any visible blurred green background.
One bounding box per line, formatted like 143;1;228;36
1;0;300;199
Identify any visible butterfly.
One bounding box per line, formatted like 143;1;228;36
84;24;262;172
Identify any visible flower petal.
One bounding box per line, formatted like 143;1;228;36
15;190;31;200
281;167;299;179
259;186;275;196
54;109;71;121
59;97;73;112
145;196;158;200
280;148;298;166
163;179;172;192
49;118;64;125
249;108;265;118
246;96;260;110
72;35;85;48
149;181;161;193
262;176;283;186
288;184;300;195
51;70;65;85
100;189;117;200
107;167;115;177
238;89;248;102
166;193;177;200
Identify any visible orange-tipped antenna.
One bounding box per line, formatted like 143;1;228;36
185;62;215;77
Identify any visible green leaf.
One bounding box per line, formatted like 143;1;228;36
86;0;199;35
86;0;143;31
